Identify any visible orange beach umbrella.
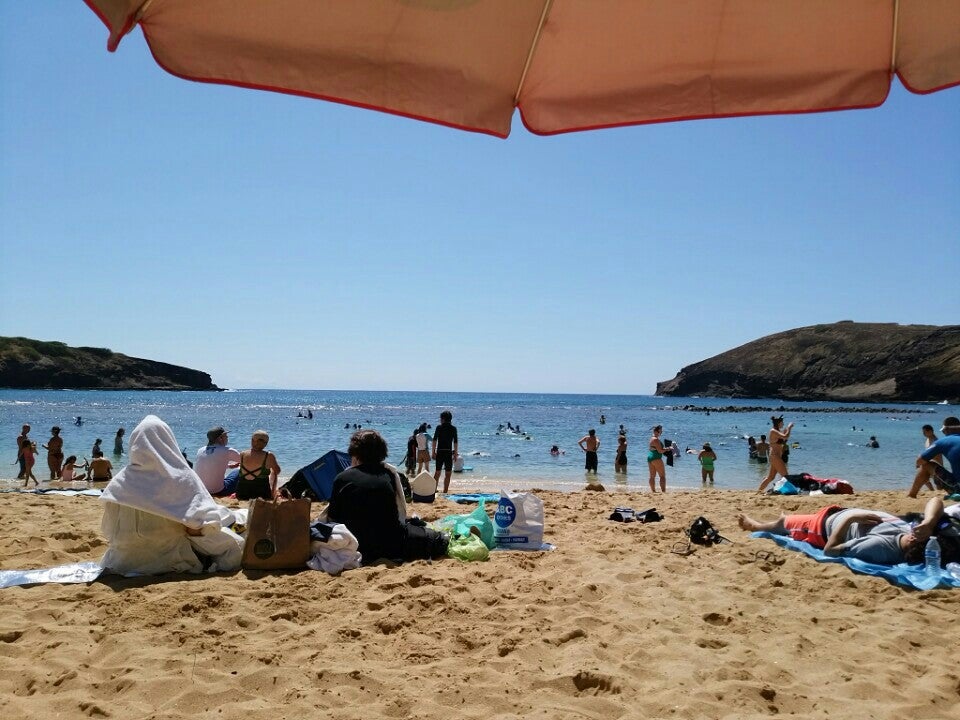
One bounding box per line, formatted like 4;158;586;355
84;0;960;138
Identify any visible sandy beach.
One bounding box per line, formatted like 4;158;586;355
1;487;959;719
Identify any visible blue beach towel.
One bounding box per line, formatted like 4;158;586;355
752;531;960;591
445;493;502;505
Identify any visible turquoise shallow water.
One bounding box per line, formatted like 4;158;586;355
1;389;952;492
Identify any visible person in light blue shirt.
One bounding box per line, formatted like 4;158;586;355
909;416;960;497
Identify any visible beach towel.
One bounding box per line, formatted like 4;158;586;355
100;415;236;530
0;488;103;497
0;561;105;589
445;493;501;505
307;522;362;575
752;532;960;590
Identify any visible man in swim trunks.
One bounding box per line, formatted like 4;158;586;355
431;410;458;494
578;429;600;473
908;416;960;498
738;497;949;566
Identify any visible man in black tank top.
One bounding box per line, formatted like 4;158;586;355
431;410;458;493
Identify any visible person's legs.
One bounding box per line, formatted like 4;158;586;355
648;461;656;492
443;469;452;494
758;455;785;493
701;467;708;484
738;513;788;534
658;461;666;492
907;460;948;497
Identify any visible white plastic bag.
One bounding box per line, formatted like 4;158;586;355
493;491;548;550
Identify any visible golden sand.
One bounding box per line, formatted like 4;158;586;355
1;489;958;719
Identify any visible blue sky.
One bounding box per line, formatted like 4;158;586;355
1;4;958;393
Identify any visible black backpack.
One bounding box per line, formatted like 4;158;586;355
687;516;728;546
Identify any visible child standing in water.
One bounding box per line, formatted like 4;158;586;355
698;443;717;485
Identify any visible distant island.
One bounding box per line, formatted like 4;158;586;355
656;322;960;403
0;337;220;391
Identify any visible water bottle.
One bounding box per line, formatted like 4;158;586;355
924;536;941;576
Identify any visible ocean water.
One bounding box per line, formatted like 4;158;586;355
1;389;951;492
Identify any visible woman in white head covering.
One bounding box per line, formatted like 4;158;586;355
100;415;243;576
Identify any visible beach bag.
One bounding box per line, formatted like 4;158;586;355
494;491;545;550
410;471;438;503
687;516;728;546
772;478;799;495
433;503;495;549
241;498;311;570
447;532;489;562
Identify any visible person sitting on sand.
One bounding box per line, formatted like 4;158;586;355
908;416;960;498
236;430;281;500
323;429;443;564
194;426;242;497
60;455;87;482
738;497;957;567
99;415;243;576
88;450;113;483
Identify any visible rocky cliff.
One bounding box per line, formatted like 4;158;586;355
656;322;960;403
0;337;220;391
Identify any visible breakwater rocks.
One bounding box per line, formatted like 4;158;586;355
656;322;960;403
662;405;932;414
0;337;220;391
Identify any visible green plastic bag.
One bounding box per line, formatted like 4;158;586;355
433;502;495;549
447;532;490;562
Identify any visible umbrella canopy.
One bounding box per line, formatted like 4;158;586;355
85;0;960;138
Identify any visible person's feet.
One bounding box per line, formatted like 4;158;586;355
737;513;759;531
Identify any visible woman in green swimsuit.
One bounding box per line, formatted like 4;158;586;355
698;443;717;485
236;430;281;500
647;425;667;493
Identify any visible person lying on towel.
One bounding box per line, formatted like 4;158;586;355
99;415;244;576
738;498;957;567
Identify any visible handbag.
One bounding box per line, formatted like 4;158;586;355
241;498;312;570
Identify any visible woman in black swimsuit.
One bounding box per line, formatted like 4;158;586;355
758;416;794;493
236;430;281;500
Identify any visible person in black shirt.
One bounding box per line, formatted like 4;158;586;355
431;410;459;493
326;430;408;564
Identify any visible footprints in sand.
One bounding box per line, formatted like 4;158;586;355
571;670;621;695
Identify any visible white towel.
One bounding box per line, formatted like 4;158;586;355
307;523;362;575
100;415;235;529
